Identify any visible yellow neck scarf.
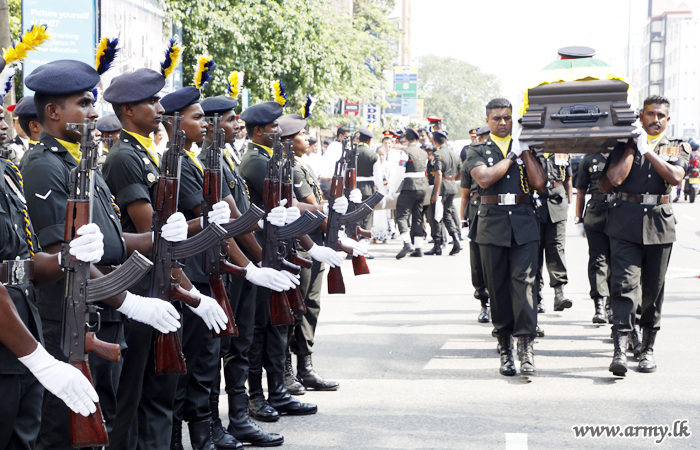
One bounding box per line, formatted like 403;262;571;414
186;150;203;174
490;134;511;157
124;129;160;167
257;144;273;157
28;139;39;146
223;145;236;171
648;132;664;153
56;138;82;163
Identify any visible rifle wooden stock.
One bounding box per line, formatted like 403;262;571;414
293;254;313;269
356;226;372;239
69;360;109;448
220;260;247;278
154;331;187;375
352;254;370;276
64;201;90;246
209;277;238;337
326;171;346;294
85;332;121;362
270;291;294;325
170;284;201;308
287;287;306;314
327;267;345;294
279;258;301;276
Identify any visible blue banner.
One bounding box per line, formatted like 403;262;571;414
22;0;97;95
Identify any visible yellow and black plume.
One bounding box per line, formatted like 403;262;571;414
160;38;183;79
2;24;50;65
95;37;120;75
193;55;214;90
302;94;315;119
271;79;287;107
227;71;244;98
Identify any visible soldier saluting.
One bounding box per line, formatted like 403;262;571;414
466;98;546;376
599;95;690;376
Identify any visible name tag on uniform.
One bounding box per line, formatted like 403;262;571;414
4;175;26;203
554;153;568;166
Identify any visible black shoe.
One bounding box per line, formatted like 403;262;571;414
497;336;516;376
638;329;657;373
605;297;613;324
409;248;423;257
553;285;572;311
227;394;283;447
365;254;374;260
297;354;339;391
283;355;306;395
248;393;279;422
592;298;607;324
188;419;217;450
267;372;318;416
428;239;434;244
536;326;545;338
171;422;184;450
424;246;442;255
396;242;413;259
477;304;490;323
519;336;537;375
212;418;243;449
449;239;462;255
628;325;642;359
537;300;545;314
609;330;629;376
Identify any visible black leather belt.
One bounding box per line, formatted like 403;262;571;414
616;192;670;205
590;193;612;202
0;259;35;285
480;194;531;205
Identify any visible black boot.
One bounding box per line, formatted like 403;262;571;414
297;353;339;391
188;419;217;450
477;301;490;323
609;330;628;376
536;326;545;338
605;297;613;323
212;416;243;449
283;355;306;395
519;336;537;375
171;422;184;450
409;248;423;257
628;325;642;359
449;235;462;255
424;245;442;255
248;372;279;422
497;336;516;376
638;329;657;373
553;285;572;311
396;242;413;259
227;394;283;447
266;372;317;416
592;298;606;324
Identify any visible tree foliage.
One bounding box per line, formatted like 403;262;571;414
418;54;502;140
162;0;399;127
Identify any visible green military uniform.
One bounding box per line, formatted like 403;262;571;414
460;159;488;302
102;130;181;450
603;136;689;333
0;159;44;449
466;136;539;338
435;144;461;246
395;143;428;239
443;143;463;241
22;133;127;450
355;142;377;235
576;153;611;302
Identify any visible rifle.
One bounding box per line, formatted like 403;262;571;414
150;113;227;375
324;139;348;294
201;115;248;338
60;119;154;448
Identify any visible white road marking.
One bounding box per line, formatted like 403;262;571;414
505;433;528;450
682;215;696;221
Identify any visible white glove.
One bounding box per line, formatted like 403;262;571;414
18;345;99;417
461;226;470;241
244;262;296;292
380;197;388;209
161;212;188;242
567;204;575;222
187;286;228;333
348;188;362;204
259;199;288;229
117;291;181;333
307;243;343;268
511;139;530;157
200;201;231;227
577;222;586;238
633;122;650;155
340;236;366;257
69;223;104;264
285;206;301;225
332;196;348;215
280;270;301;286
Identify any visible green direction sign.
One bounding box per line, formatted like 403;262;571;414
395;81;417;98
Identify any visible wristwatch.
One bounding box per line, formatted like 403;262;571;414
573;216;581;224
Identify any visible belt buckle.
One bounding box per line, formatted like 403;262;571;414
642;194;656;205
606;194;615;203
500;194;516;205
7;260;28;285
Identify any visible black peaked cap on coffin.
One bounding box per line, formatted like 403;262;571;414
160;86;201;115
103;68;166;104
96;114;122;133
277;114;306;138
239;101;283;126
13;96;37;118
358;127;374;139
201;96;238;115
25;59;101;95
405;127;419;141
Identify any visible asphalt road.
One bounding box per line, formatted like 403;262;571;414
188;197;700;450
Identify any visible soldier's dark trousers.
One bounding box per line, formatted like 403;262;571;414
173;282;219;424
535;217;568;289
0;372;42;450
469;241;488;300
109;321;180;450
585;227;611;299
36;319;123;450
395;189;425;236
289;255;325;356
609;238;672;332
479;240;538;337
249;286;286;382
428;202;442;245
358;191;374;240
222;278;257;398
441;193;460;238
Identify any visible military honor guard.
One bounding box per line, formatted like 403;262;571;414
354;128;379;255
6;96;42;166
427;129;461;256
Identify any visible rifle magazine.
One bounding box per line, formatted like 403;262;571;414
86;252;153;303
221;204;265;239
171;223;227;260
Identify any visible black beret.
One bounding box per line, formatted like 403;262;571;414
239;101;283;125
405;127;419;141
432;130;449;140
477;125;490;136
96;114;122;133
160;86;201;115
277;114;306;138
103;68;165;105
308;136;317;145
13;96;37;118
201;96;238;115
358;128;374;139
25;59;100;95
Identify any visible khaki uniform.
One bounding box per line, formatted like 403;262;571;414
395;143;428;238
